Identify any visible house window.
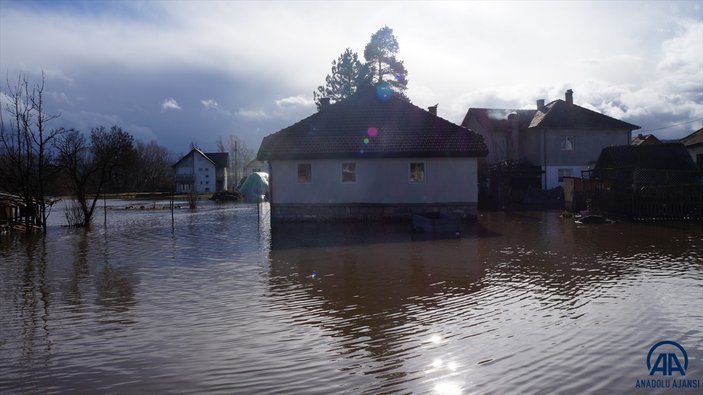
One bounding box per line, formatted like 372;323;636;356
409;162;425;183
341;162;356;183
558;168;572;182
560;136;575;151
297;163;312;183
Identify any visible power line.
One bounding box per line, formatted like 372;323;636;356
644;117;703;132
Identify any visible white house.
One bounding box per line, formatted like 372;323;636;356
462;89;641;189
172;148;229;193
681;128;703;168
257;85;488;222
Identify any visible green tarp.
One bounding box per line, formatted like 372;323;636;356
236;172;269;202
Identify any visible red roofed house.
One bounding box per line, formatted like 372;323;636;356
463;89;641;189
257;85;488;222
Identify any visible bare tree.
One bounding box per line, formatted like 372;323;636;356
54;126;134;227
216;134;254;187
54;129;94;226
0;73;64;231
133;140;174;192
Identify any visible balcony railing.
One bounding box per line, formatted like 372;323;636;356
175;174;194;183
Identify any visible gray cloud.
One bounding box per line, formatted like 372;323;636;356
1;1;701;152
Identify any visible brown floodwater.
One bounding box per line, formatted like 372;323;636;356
1;201;701;394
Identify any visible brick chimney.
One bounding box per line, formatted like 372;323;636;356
536;99;545;111
428;104;438;116
565;89;574;105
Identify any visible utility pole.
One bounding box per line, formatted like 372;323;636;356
234;140;238;186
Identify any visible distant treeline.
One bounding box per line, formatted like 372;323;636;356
1;73;175;229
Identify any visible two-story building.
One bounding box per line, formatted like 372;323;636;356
172;148;229;193
463;89;641;189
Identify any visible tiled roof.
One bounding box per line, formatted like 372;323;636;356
681;128;703;147
172;148;210;168
596;143;698;171
204;152;229;169
257;86;487;160
461;108;536;132
172;148;228;169
529;100;641;131
631;134;661;145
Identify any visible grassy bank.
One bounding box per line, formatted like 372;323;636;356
100;192;213;200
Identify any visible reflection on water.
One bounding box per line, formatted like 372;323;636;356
1;202;701;394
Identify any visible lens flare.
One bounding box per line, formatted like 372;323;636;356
367;127;378;137
363;138;369;145
375;83;393;101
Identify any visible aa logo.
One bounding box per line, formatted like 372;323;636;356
647;341;688;376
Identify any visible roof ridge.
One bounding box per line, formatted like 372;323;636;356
530;99;640;130
258;86;487;160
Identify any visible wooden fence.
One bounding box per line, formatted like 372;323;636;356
565;169;703;221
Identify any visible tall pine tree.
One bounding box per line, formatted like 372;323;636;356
313;48;370;109
363;26;408;99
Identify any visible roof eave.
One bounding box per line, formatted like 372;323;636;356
260;150;488;161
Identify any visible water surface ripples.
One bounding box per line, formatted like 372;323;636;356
1;203;701;394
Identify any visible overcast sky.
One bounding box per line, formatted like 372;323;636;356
1;0;702;154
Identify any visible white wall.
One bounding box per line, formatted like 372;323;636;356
544;165;589;190
523;128;631;166
174;152;217;193
193;155;216;193
687;145;703;167
270;157;478;205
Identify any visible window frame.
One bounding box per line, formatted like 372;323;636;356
560;136;575;151
297;163;312;184
341;162;357;183
409;162;426;183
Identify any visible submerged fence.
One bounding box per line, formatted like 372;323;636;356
565;169;703;221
